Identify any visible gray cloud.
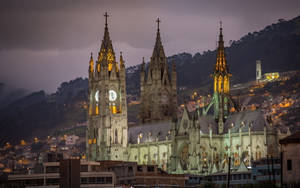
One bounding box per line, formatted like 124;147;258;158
0;0;299;92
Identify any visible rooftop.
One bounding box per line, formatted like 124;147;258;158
279;131;300;144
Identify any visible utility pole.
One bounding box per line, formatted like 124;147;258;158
280;151;283;187
267;155;271;182
271;155;275;185
227;156;231;188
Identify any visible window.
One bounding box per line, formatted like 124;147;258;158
97;177;105;184
128;166;133;174
81;178;88;184
105;177;112;184
46;166;59;173
89;177;96;183
46;178;59;185
147;166;154;172
80;165;88;172
137;166;143;172
287;159;292;171
163;152;166;158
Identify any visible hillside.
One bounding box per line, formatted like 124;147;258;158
0;16;299;145
0;78;88;145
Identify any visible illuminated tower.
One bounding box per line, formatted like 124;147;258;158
87;12;128;161
139;18;177;123
212;22;231;134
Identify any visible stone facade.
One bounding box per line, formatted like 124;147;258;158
86;13;128;161
86;14;288;176
139;18;177;123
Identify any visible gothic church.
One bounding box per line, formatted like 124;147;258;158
86;13;289;175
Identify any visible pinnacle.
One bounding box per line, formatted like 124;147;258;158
152;18;165;60
99;12;115;62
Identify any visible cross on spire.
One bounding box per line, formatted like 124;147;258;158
104;12;109;27
156;18;161;30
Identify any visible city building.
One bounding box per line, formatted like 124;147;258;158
251;157;281;184
97;160;187;186
5;160;115;187
280;131;300;186
86;13;289;176
3;160;187;187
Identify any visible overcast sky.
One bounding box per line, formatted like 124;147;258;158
0;0;299;93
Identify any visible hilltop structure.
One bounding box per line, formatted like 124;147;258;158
86;14;288;175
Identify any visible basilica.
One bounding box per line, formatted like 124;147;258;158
86;13;289;175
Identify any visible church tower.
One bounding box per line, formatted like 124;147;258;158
87;13;128;161
139;18;177;123
213;22;231;134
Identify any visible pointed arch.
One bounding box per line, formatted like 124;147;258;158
115;129;118;144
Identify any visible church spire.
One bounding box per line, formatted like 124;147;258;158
214;21;228;74
98;12;116;72
89;52;94;74
120;51;125;68
152;18;165;59
102;12;112;49
218;21;224;48
212;22;231;132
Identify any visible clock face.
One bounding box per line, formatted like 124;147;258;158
109;90;117;101
95;90;99;102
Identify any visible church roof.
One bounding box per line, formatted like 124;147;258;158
128;121;172;144
198;115;218;134
223;110;268;133
183;107;269;135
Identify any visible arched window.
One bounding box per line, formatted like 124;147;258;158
115;129;118;144
218;76;223;92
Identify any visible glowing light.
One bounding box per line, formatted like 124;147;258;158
108;63;112;71
97;63;100;72
112;105;117;114
3;168;12;173
89;58;94;73
95;105;99;115
20;140;27;146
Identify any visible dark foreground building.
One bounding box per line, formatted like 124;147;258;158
2;159;187;187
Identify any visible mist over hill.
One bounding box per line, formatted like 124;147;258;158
0;16;299;145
